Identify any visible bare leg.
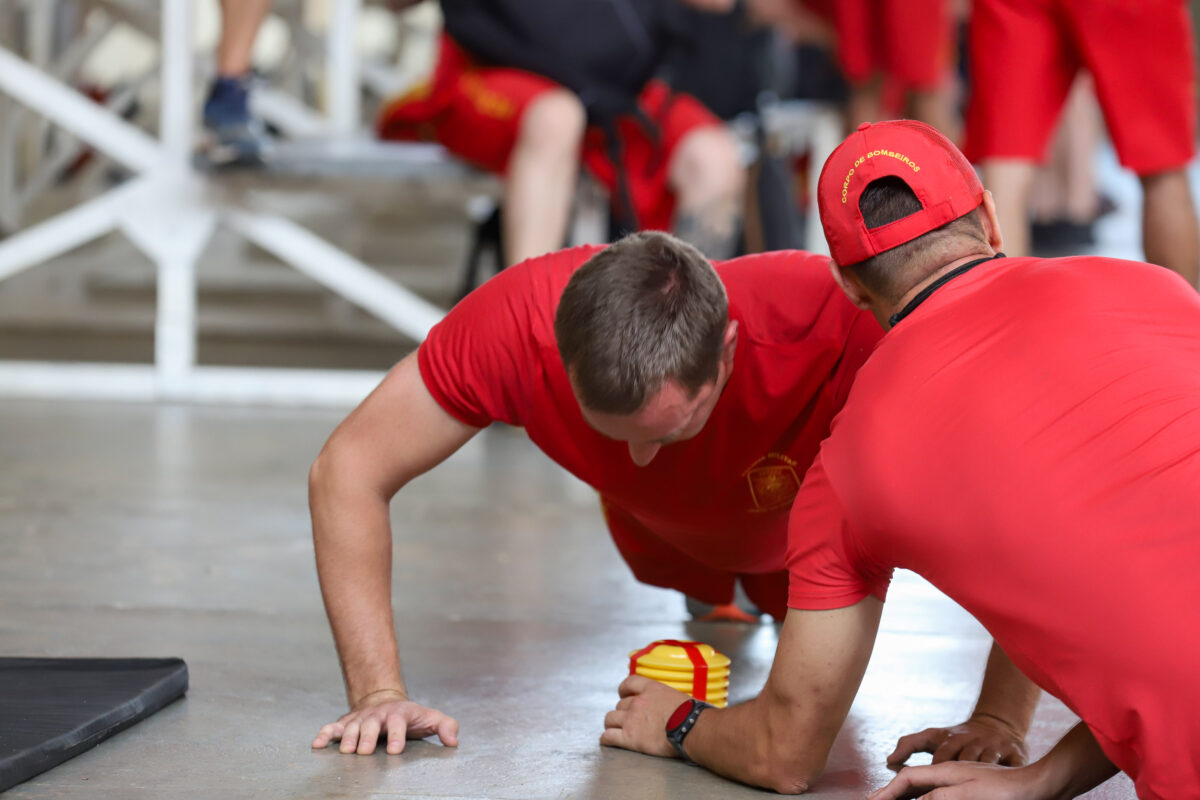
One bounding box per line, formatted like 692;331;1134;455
1060;77;1100;223
502;89;585;265
909;84;959;143
1141;170;1199;288
1031;78;1097;225
668;126;746;260
980;159;1037;257
846;78;884;129
216;0;273;77
1029;152;1065;224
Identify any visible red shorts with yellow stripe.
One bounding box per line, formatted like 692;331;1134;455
965;0;1197;175
600;498;789;620
376;34;723;231
831;0;954;89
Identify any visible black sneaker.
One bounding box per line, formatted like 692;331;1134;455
201;75;272;167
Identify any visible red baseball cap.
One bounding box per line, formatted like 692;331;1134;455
818;120;984;266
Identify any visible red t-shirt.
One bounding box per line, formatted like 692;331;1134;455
785;255;1200;799
418;244;880;576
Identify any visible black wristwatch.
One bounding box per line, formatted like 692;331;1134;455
665;698;713;765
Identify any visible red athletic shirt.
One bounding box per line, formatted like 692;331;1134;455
785;255;1200;799
418;244;880;575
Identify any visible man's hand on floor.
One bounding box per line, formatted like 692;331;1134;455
868;762;1045;800
600;675;687;758
312;691;459;755
888;714;1029;768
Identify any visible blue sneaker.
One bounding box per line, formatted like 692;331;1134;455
201;75;272;166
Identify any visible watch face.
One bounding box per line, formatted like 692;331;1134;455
667;699;694;731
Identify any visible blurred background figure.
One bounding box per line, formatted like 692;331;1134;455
965;0;1199;286
1028;76;1113;252
376;0;746;266
201;0;274;165
827;0;959;138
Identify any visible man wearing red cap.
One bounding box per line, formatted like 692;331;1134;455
966;0;1199;286
308;232;882;755
602;120;1200;799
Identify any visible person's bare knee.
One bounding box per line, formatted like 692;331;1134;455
670;126;746;259
516;89;586;159
672;126;745;201
503;90;585;265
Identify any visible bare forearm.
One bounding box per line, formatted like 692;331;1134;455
679;604;880;792
684;695;828;793
311;476;407;706
1028;723;1119;799
972;642;1041;735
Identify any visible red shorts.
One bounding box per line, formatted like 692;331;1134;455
965;0;1197;175
600;498;789;620
376;34;723;231
832;0;954;89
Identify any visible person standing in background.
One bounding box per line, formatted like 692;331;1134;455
201;0;274;165
965;0;1200;286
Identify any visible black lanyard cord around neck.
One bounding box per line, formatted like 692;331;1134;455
888;253;1005;328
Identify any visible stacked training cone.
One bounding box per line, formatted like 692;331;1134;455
628;639;731;708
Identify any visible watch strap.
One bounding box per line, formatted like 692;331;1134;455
665;698;713;765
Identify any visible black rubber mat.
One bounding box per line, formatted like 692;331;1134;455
0;657;188;792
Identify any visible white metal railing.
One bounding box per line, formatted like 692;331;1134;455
0;0;445;406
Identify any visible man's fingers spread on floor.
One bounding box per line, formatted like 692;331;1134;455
384;714;407;754
599;728;628;749
888;729;937;764
957;743;985;763
339;721;361;754
932;737;965;764
436;715;459;747
924;788;965;800
615;696;634;711
314;722;343;744
868;765;943;800
604;710;626;729
357;719;382;755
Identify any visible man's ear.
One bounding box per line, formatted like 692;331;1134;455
980;190;1005;252
827;258;873;311
721;319;739;361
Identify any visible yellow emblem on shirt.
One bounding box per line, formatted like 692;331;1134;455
744;453;801;513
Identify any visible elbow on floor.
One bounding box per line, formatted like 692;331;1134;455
766;773;811;796
756;751;820;795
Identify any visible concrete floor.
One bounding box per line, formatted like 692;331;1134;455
0;399;1137;799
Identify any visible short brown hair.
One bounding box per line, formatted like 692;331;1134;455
554;231;728;415
851;176;987;302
